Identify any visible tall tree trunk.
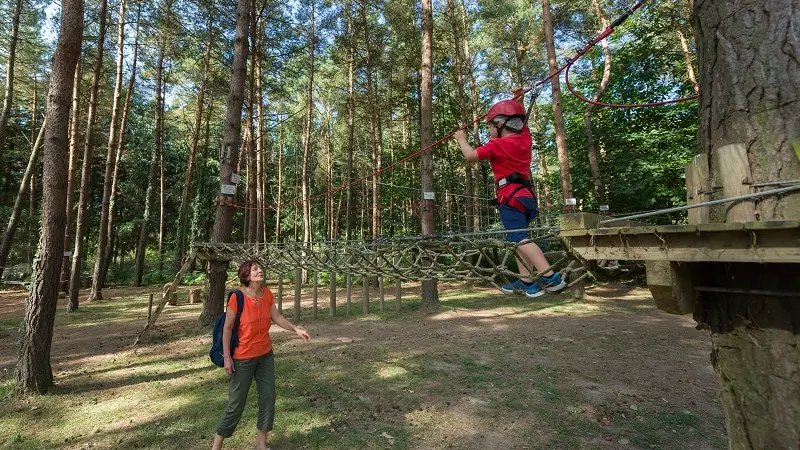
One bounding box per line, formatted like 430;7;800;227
300;0;315;281
325;108;334;240
692;2;800;448
362;2;381;245
459;0;486;220
585;0;611;211
0;122;46;279
200;0;250;326
345;0;355;241
274;114;283;243
542;0;574;211
531;106;552;210
447;0;473;232
69;0;107;311
90;0;127;302
158;71;166;269
419;0;439;306
255;11;265;245
27;73;39;266
0;0;23;165
15;0;83;394
190;98;213;246
174;0;214;271
134;36;166;286
246;0;258;244
103;2;140;275
60;57;82;293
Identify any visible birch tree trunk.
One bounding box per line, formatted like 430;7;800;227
15;0;83;394
69;0;107;311
200;0;250;325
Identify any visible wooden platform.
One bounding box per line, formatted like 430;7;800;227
559;213;800;316
560;218;800;263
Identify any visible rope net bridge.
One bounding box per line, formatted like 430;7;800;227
133;226;589;344
193;226;583;289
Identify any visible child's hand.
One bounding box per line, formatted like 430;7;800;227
512;87;525;106
453;129;467;143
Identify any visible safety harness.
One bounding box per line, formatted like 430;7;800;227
490;171;537;215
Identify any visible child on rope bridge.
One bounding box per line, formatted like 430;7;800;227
453;91;566;298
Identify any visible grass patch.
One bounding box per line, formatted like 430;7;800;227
0;284;726;449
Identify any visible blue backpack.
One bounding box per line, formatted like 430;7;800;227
209;290;245;367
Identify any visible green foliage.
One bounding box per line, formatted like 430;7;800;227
0;0;700;282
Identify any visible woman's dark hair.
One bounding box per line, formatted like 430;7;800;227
237;260;261;286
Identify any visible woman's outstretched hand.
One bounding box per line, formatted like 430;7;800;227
295;327;311;342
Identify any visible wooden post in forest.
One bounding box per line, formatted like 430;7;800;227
329;269;336;318
394;254;401;312
147;293;154;321
276;273;283;311
134;252;196;345
685;153;711;225
293;267;301;322
345;272;351;316
312;270;318;319
362;275;370;314
715;144;756;223
379;276;385;312
188;288;201;304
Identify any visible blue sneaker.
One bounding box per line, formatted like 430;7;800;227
541;273;567;292
521;281;545;298
500;279;524;295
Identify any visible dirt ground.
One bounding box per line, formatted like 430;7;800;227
0;283;726;449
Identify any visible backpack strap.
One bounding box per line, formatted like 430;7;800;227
232;289;245;328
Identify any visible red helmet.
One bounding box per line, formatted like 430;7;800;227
486;99;525;123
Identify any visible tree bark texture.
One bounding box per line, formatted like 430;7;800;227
419;0;439;307
542;0;574;211
0;0;23;166
693;2;800;448
90;0;127;302
69;0;107;311
200;0;250;326
15;0;83;394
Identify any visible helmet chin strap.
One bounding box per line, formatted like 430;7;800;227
495;116;512;134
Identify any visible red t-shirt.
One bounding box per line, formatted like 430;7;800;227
475;126;534;199
228;288;274;360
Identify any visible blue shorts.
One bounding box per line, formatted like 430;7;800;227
497;196;539;242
